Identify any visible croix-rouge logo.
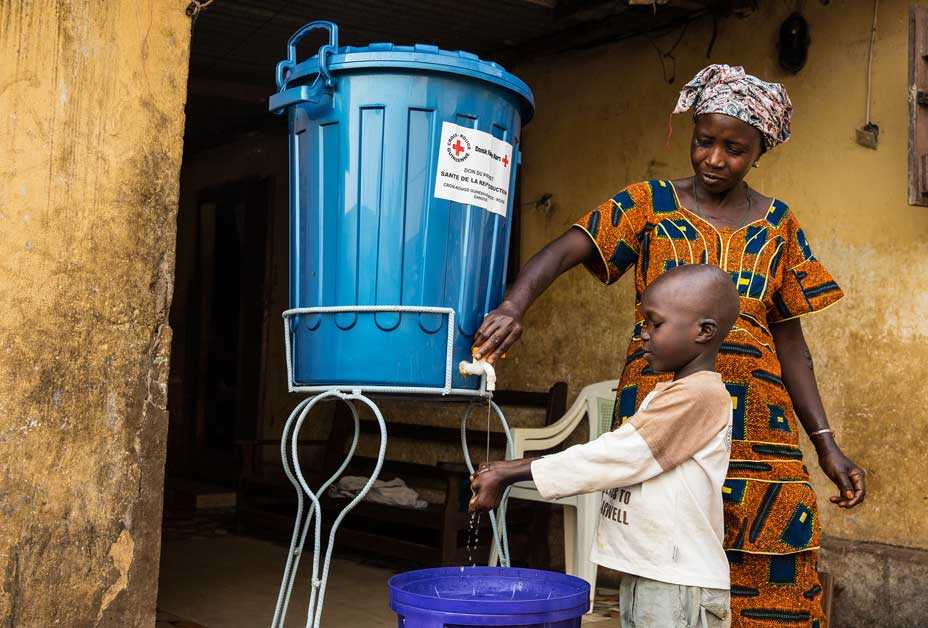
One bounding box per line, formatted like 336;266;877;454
446;133;471;162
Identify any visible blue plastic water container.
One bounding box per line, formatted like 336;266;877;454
270;22;534;393
389;567;590;627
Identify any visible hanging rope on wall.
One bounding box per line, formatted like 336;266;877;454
645;18;692;84
186;0;214;21
856;0;880;149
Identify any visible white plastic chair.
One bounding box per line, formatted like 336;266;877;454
490;380;619;607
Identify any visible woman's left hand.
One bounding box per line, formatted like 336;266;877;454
817;445;866;508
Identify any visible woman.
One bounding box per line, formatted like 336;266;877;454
473;65;865;627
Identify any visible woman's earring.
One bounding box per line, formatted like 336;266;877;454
752;162;759;168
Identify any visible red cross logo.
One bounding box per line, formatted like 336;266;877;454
501;154;509;167
446;133;471;161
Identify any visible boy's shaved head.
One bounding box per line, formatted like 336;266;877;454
648;264;741;337
638;264;740;374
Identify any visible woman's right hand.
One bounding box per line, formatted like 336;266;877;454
469;227;593;363
472;301;524;364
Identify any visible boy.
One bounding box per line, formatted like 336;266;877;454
470;264;740;628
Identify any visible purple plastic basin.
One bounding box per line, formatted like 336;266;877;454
388;566;590;627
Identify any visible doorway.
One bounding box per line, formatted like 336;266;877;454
166;177;272;485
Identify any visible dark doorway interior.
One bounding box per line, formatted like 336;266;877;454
167;177;272;486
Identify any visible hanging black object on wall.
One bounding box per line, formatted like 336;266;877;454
778;12;811;74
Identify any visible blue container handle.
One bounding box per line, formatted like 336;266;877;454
270;21;339;115
274;20;339;90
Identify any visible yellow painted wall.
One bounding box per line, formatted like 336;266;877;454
0;2;190;624
505;0;926;550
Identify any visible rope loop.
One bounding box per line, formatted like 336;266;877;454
186;0;214;19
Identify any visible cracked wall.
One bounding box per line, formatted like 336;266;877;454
0;1;190;625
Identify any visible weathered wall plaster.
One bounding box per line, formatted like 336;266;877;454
0;2;190;625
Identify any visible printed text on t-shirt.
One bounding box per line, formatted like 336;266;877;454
601;487;631;525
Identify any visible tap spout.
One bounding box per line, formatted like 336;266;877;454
458;358;497;392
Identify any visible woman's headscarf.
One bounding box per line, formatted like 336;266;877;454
673;64;793;150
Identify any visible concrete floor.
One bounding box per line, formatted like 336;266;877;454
158;535;397;627
158;535;615;627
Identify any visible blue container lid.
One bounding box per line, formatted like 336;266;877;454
389;566;589;616
285;41;535;122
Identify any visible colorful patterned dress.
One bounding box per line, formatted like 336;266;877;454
575;180;843;627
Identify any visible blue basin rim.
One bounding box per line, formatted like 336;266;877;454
388;567;590;615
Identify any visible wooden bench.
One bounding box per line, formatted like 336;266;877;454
238;383;567;567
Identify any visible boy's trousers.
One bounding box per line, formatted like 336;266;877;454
619;573;730;628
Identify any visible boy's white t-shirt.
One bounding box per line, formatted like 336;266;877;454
531;370;733;590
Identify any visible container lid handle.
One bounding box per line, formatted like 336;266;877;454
275;21;340;91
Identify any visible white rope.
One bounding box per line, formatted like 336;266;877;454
490;400;514;564
865;0;879;124
460;400;515;567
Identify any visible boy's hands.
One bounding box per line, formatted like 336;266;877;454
468;458;535;512
469;462;507;512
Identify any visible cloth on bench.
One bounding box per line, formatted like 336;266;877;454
327;475;428;510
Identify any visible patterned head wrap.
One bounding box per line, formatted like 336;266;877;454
673;64;793;150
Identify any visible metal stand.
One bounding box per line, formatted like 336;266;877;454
271;306;513;628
